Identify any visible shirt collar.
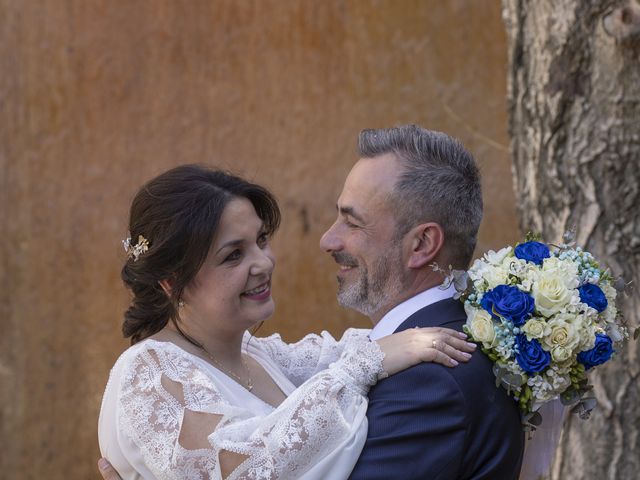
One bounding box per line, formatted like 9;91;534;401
369;283;457;340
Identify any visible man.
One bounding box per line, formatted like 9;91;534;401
320;125;523;479
98;125;523;479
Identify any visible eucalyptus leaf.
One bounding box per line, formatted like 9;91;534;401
493;364;525;390
560;389;580;406
571;397;598;420
524;411;542;427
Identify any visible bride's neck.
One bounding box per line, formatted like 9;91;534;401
166;320;246;366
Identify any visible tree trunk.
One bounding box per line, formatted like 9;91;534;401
502;1;640;479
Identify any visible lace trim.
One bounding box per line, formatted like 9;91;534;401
114;334;382;479
255;328;372;386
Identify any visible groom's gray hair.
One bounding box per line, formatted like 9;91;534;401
358;125;483;268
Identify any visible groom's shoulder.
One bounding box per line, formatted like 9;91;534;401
393;299;516;406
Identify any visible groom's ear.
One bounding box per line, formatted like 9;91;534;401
406;222;444;269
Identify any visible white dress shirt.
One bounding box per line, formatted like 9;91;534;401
369;283;457;340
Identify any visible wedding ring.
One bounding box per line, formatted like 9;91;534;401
432;339;438;350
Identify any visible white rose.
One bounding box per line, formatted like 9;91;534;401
551;345;572;362
522;318;551;341
542;257;579;289
532;272;573;317
465;306;496;344
542;315;581;351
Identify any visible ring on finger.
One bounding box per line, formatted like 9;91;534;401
432;339;438;350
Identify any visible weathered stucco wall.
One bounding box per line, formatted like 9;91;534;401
0;1;518;477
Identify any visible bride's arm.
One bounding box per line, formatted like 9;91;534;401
251;328;371;386
105;329;472;480
116;337;383;480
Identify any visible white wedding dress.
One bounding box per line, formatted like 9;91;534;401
98;328;384;480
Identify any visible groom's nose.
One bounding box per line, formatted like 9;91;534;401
320;221;343;252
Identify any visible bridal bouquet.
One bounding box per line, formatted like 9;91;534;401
458;234;628;425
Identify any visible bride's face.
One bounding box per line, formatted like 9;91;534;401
182;197;276;331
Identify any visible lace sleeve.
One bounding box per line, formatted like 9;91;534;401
117;337;384;480
252;328;371;386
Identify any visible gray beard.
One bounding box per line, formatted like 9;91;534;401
336;251;403;317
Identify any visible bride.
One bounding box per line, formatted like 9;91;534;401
98;164;475;479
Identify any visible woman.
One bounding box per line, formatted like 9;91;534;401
98;165;475;479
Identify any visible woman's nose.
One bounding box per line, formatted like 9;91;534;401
250;247;275;276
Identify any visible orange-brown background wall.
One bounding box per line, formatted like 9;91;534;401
0;1;519;477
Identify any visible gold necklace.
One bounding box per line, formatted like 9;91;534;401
199;345;254;392
171;327;254;392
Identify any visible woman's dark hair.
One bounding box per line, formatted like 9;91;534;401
121;164;281;344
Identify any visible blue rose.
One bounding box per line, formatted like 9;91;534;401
480;284;535;326
578;283;608;313
577;333;614;370
515;334;551;374
514;241;551;266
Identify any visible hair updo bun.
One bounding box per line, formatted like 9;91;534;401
121;164;280;344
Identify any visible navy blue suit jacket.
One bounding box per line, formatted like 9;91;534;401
349;298;524;479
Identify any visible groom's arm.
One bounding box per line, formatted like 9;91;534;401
349;363;468;480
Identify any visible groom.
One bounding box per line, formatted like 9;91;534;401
320;125;524;479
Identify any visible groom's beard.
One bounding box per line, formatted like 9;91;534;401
334;247;404;317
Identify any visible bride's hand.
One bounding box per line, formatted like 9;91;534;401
98;458;122;480
376;327;476;376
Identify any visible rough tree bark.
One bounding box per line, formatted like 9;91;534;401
502;1;640;479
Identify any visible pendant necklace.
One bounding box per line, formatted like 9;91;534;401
172;325;254;392
199;344;254;392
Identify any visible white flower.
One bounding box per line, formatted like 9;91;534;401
603;303;618;324
522;318;551;341
606;323;625;342
541;314;581;351
468;261;509;290
483;246;513;266
602;283;617;302
465;305;496;345
551;345;572;362
542;257;579;289
532;271;575;317
577;321;597;351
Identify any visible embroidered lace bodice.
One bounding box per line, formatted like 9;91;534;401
98;328;384;480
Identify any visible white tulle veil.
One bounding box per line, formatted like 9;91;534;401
518;399;566;480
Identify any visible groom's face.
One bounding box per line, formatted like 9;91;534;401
320;154;408;322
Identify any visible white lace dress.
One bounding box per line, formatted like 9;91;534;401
98;328;384;480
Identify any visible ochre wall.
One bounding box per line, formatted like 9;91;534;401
0;1;519;477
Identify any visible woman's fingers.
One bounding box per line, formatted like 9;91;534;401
415;327;477;366
424;348;459;367
441;342;473;363
440;334;477;353
98;458;123;480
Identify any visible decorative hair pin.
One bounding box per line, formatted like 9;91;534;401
123;234;150;261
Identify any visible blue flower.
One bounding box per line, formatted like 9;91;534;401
481;285;535;326
514;241;551;266
515;334;551;374
577;333;614;370
578;283;608;313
